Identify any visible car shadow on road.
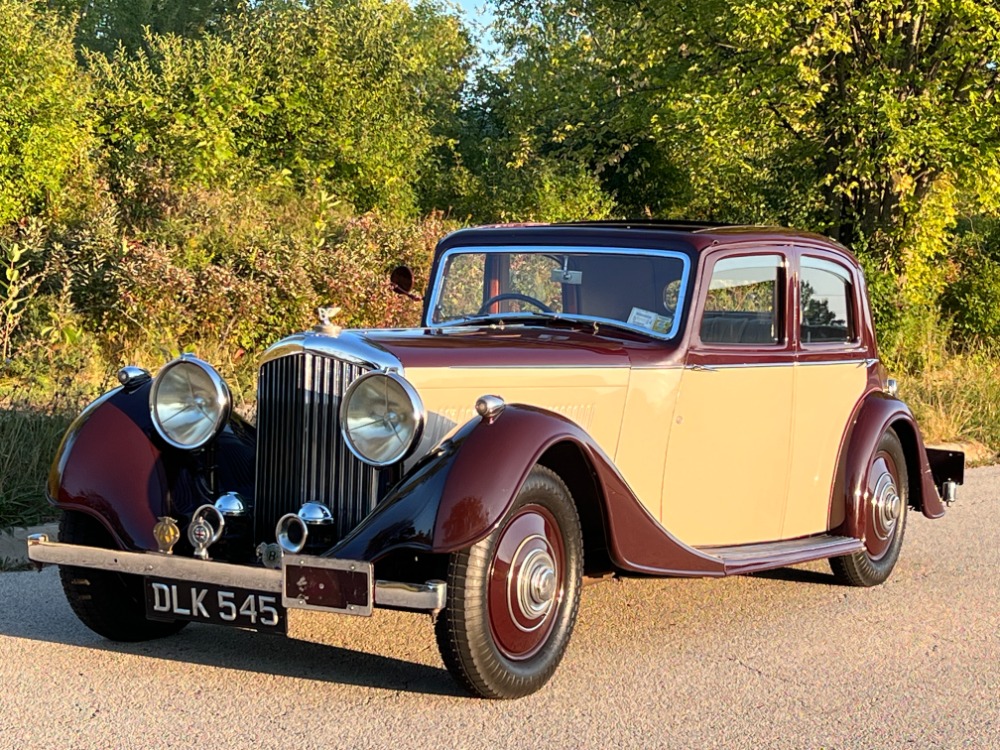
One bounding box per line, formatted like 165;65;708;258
0;570;467;698
749;567;842;586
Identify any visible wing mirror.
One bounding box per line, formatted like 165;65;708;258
390;266;422;301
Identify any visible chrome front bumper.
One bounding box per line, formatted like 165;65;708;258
26;534;446;614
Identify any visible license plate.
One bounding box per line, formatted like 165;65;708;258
144;578;287;633
283;557;373;616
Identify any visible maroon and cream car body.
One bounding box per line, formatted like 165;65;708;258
27;222;963;699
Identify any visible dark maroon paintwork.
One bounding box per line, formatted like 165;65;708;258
836;392;946;549
364;327;667;369
49;388;168;550
48;381;255;553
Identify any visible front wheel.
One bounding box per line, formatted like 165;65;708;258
58;511;188;641
830;428;909;587
435;465;583;699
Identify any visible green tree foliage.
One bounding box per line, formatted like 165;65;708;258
424;70;616;221
942;217;1000;344
0;0;92;225
235;0;470;214
493;0;1000;313
50;0;245;56
88;0;470;219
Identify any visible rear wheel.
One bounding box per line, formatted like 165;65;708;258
58;511;188;641
435;466;583;699
830;428;908;587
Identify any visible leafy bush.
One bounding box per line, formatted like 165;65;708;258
941;220;1000;347
89;0;470;221
0;0;93;225
31;180;450;363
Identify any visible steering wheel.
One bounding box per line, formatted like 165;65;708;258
478;293;554;315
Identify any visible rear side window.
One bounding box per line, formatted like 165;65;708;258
800;258;853;343
700;255;781;345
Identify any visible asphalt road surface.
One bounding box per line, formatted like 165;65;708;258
1;467;997;750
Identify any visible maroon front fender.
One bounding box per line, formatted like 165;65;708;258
48;387;169;550
838;392;946;542
47;382;253;552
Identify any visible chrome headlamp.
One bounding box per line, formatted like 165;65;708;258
340;371;424;466
149;356;231;450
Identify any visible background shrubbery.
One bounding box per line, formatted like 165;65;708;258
1;0;999;528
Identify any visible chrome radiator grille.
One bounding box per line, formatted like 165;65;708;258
255;352;381;543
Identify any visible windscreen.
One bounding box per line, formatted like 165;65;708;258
430;248;690;339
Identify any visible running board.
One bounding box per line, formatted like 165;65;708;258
699;535;864;576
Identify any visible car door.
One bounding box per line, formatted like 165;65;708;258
784;251;870;537
661;249;794;547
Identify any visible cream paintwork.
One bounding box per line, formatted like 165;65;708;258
404;365;630;472
613;368;683;521
405;365;676;523
784;361;867;537
404;359;862;549
660;366;794;546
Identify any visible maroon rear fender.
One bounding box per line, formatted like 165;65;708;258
837;392;946;543
430;405;724;576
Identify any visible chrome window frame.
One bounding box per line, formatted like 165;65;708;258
799;255;859;346
425;245;693;342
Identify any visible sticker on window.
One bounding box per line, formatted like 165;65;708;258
628;307;673;333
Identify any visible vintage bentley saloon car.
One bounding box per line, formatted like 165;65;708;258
28;221;963;699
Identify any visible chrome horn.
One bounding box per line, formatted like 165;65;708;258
276;502;335;555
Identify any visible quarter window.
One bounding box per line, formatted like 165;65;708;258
800;258;853;343
700;255;782;345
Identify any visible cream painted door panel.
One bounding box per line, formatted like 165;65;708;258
661;366;793;546
784;361;867;536
613;368;683;521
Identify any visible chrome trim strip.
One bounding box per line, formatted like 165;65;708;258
687;358;871;370
26;536;447;613
259;330;403;373
27;534;282;591
426;244;693;342
374;579;447;612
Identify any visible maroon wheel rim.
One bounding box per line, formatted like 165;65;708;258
864;449;902;559
487;504;566;661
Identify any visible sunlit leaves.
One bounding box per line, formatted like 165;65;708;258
0;1;93;225
492;0;1000;313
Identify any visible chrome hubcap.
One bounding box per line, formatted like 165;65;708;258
512;541;557;625
871;471;900;540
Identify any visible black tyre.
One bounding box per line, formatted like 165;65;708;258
435;465;583;699
830;428;908;587
58;511;188;641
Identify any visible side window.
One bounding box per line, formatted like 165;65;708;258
700;254;782;345
800;258;853;343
